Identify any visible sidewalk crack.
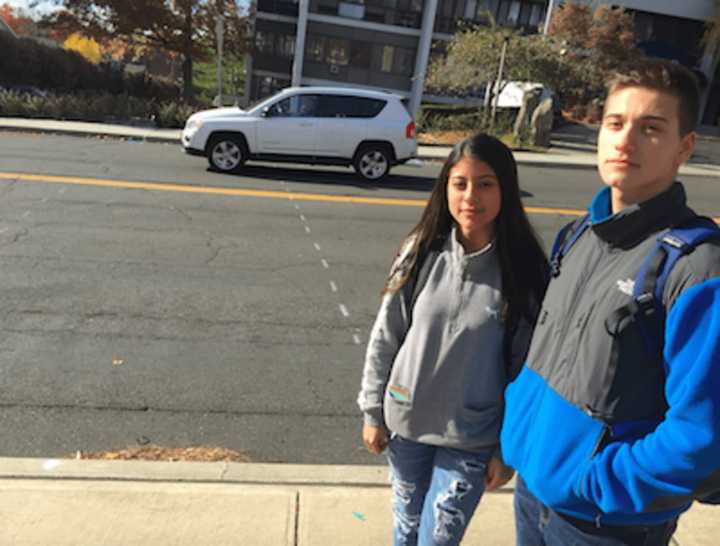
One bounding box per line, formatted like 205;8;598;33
294;490;300;546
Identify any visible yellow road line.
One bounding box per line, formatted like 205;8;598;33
525;206;585;217
1;172;717;223
0;172;424;207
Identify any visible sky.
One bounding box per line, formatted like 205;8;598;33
4;0;252;17
3;0;60;16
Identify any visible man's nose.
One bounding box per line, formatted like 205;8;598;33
615;125;637;153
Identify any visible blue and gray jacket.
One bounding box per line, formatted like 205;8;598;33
501;183;720;525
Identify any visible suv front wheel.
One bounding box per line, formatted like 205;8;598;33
354;145;392;182
207;135;247;173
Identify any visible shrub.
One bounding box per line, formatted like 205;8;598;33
418;104;516;138
0;88;197;127
156;101;194;128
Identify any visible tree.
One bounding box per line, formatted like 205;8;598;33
548;3;641;90
43;0;249;100
702;0;720;64
699;0;720;122
64;31;102;63
426;19;584;105
0;3;39;36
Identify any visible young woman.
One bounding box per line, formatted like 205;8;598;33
358;133;548;546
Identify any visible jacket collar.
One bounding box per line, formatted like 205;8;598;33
588;182;694;249
448;226;496;272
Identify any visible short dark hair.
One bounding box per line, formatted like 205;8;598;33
385;133;547;325
605;59;700;136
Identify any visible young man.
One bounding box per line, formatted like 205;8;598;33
500;60;720;545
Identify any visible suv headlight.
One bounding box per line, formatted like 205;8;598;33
185;119;202;131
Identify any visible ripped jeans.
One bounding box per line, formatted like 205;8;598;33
387;434;493;546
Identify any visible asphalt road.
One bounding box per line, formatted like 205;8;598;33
0;132;717;464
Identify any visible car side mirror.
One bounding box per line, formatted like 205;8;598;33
262;107;272;118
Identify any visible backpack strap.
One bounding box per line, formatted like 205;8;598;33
550;214;591;278
405;248;440;314
398;240;442;346
629;216;720;357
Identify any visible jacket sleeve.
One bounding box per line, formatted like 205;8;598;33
357;288;410;427
575;278;720;513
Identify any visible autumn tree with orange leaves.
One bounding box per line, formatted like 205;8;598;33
43;0;250;100
548;3;642;91
0;3;37;36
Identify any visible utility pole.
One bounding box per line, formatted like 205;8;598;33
215;14;225;106
543;0;556;35
491;36;509;125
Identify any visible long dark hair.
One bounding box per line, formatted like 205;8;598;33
386;133;548;324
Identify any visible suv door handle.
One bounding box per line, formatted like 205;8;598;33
299;122;313;127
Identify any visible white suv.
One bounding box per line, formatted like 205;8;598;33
182;87;417;181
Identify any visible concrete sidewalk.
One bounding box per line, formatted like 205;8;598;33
1;117;719;178
0;458;717;545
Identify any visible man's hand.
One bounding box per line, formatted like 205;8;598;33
485;456;515;492
363;423;390;455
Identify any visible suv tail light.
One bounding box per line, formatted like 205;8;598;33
405;121;416;139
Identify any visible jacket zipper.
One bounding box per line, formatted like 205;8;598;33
585;405;612;529
549;242;604;382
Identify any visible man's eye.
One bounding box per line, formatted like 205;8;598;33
643;126;659;134
605;121;622;129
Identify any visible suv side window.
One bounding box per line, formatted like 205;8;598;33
351;97;387;118
267;95;320;117
315;95;387;118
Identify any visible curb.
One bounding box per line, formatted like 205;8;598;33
1;122;718;176
0;457;518;491
0;457;389;487
0;125;180;144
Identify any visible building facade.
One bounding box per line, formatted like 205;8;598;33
247;0;719;124
246;0;548;114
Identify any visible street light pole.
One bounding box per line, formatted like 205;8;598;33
543;0;556;35
215;15;224;106
491;36;509;125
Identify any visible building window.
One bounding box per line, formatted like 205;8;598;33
255;30;295;57
256;31;273;54
381;46;394;72
275;34;295;58
306;35;326;62
394;47;415;76
529;3;543;27
507;0;521;25
350;41;372;69
464;0;477;19
326;38;350;65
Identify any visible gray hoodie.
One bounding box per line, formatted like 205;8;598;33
358;229;511;452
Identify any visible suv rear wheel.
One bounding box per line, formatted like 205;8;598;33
207;135;247;172
354;145;391;182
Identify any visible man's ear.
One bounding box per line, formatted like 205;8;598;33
677;131;697;166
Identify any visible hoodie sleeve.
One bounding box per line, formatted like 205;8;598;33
575;277;720;513
357;288;410;427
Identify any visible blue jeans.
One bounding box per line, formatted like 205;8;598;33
387;434;493;546
514;476;678;546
